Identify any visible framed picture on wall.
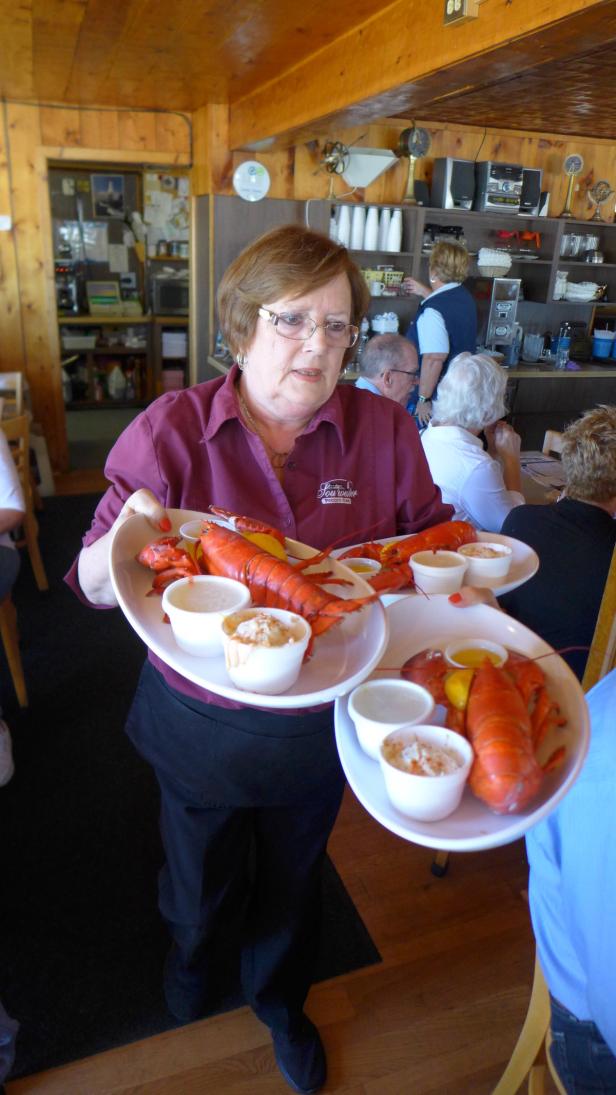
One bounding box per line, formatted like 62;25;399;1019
91;174;125;218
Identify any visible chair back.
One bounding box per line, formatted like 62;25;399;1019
542;429;564;457
0;372;24;419
1;413;30;495
582;545;616;692
0;414;48;590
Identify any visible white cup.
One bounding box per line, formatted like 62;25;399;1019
162;575;251;658
409;550;468;595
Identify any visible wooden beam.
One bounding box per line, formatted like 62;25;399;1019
228;0;614;148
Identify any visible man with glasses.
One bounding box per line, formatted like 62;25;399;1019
355;333;419;410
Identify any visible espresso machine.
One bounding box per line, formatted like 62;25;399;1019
55;260;80;314
476;277;522;362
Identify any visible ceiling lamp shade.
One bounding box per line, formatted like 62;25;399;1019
341;149;398;188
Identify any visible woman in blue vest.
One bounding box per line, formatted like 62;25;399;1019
403;241;477;426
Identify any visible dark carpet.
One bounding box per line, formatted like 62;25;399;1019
0;494;380;1081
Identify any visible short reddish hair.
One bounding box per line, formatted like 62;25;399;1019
217;223;369;364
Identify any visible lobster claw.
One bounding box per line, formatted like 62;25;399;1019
208;506;286;548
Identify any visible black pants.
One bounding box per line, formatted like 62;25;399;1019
125;662;346;1032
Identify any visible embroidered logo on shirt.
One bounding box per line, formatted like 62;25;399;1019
317;479;358;505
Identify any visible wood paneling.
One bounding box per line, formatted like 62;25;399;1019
227;0;614;148
0;0;393;112
416;43;616;142
0;102;190;473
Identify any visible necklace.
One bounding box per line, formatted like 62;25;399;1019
237;389;292;470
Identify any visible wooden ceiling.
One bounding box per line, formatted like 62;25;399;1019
0;0;389;112
2;0;616;143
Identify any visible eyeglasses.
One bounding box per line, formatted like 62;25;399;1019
258;306;359;348
389;369;419;382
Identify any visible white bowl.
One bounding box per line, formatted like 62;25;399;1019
444;638;508;669
340;557;382;577
409;550;468;595
221;607;312;695
348;679;435;761
379;725;473;821
457;541;513;583
162;575;251;657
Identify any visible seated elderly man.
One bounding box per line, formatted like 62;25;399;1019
355;334;419;408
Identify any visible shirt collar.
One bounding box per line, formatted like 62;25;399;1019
355;375;381;396
429;282;459;299
203;363;346;448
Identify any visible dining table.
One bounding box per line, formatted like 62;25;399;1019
519;450;565;504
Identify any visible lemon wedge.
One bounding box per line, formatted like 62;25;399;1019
242;530;288;561
444;668;475;711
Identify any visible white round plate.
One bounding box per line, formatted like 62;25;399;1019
334;531;538;597
109;509;388;710
232;160;271;202
335;596;589;852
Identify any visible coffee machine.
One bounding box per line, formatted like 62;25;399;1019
476;277;522;360
55;260;79;314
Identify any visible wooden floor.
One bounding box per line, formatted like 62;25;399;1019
8;470;555;1095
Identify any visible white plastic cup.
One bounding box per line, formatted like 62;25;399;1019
456;541;513;583
350;206;366;250
348;679;435;761
336;205;351;248
386;209;402;252
378;207;391;250
444;638;508;669
363;207;379;251
222;607;311;694
409;550;468;595
162;575;251;657
379;725;473;821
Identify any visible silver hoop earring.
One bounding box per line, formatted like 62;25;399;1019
236;353;247;370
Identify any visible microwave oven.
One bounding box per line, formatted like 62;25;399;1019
152;277;189;316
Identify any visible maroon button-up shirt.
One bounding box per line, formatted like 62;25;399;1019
65;366;452;706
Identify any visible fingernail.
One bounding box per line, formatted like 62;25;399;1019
449;592;462;604
159;516;172;532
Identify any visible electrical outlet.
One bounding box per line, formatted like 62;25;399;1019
444;0;480;25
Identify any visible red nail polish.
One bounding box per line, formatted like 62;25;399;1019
449;592;462;604
159;516;172;532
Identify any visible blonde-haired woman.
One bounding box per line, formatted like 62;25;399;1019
403;240;477;424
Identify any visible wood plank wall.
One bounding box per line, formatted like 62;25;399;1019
196;112;616;221
0;103;190;472
3;99;615;474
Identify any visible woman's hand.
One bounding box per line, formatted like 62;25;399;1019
78;489;170;606
402;277;431;299
448;587;502;611
117;489;171;532
489;421;522;459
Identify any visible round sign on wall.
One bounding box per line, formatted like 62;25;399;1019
232;161;271;202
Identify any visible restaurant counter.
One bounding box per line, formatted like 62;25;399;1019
206;356;615;450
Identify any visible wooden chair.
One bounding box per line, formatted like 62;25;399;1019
492;952;566;1095
582;545;616;691
0;371;24;420
0;594;28;707
541;430;564;457
1;415;49;591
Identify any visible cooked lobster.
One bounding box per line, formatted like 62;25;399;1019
197;520;377;638
338;519;478;588
402;647;566;814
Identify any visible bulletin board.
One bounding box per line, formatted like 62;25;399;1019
143;171;190;254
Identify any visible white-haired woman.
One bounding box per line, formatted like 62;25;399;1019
421;351;524;532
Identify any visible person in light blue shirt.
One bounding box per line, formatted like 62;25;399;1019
354;333;419;408
526;668;616;1092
